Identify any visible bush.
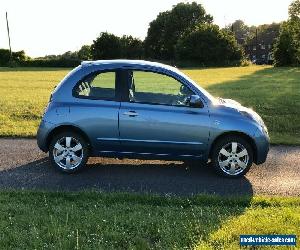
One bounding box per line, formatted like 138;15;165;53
20;59;81;67
175;24;243;66
0;49;28;66
91;32;122;60
120;35;144;59
91;32;144;60
0;49;11;66
77;45;92;60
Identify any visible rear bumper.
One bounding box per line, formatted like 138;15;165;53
37;120;53;152
253;127;270;165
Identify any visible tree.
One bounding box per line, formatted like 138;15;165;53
12;50;27;62
77;45;92;60
120;35;144;59
289;0;300;19
144;2;213;60
225;20;250;45
0;49;11;66
91;33;143;60
0;49;29;66
91;32;122;60
175;24;243;65
274;0;300;66
61;51;78;60
273;22;298;65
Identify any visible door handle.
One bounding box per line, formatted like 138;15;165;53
123;111;138;117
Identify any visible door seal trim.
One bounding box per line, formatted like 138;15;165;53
97;137;203;145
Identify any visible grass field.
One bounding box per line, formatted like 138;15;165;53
0;66;299;144
0;191;299;249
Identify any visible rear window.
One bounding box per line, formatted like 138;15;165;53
74;71;116;100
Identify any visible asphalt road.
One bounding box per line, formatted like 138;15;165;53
0;138;299;196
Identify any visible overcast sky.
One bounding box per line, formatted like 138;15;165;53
0;0;292;57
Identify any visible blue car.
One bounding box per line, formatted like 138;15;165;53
37;60;269;177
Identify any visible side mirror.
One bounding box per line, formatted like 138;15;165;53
189;95;204;108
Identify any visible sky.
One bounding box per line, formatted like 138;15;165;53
0;0;293;57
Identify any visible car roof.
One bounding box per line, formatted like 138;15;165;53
81;59;177;72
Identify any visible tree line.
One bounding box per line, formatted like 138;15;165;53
274;0;300;66
0;1;299;67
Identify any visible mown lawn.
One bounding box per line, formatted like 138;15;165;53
0;191;299;249
0;66;299;144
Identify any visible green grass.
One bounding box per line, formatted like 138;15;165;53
0;66;299;144
0;67;69;137
0;191;299;249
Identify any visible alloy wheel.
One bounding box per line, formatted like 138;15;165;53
217;142;249;176
52;136;83;170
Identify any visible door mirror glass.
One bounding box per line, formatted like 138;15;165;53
189;95;204;108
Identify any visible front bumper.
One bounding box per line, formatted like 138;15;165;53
253;127;270;165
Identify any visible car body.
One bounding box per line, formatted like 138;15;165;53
37;60;269;177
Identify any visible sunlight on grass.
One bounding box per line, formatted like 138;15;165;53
0;68;69;137
0;192;299;249
182;65;273;88
194;197;300;250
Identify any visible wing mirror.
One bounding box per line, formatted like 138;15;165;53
188;95;204;108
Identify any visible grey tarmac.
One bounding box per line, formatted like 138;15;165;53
0;138;299;196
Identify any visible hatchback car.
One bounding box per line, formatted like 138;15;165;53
37;60;269;177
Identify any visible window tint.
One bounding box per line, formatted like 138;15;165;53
74;71;115;100
128;71;194;106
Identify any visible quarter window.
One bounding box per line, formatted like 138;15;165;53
74;71;115;100
128;71;194;106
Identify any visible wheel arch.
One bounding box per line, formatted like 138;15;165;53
209;131;257;162
46;125;92;151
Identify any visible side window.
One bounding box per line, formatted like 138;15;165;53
74;71;115;100
128;71;194;106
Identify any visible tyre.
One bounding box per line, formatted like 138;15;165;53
49;131;89;173
211;136;253;178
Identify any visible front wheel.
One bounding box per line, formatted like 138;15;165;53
49;132;89;173
211;136;253;178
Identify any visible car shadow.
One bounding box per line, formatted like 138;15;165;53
0;157;253;196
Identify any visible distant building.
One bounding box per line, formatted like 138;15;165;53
244;26;280;65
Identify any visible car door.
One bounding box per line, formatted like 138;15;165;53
118;70;210;158
70;69;125;154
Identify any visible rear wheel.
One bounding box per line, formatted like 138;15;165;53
211;136;253;178
49;132;89;173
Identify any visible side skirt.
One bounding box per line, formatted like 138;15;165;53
91;150;203;161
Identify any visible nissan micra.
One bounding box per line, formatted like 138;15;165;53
37;60;269;177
